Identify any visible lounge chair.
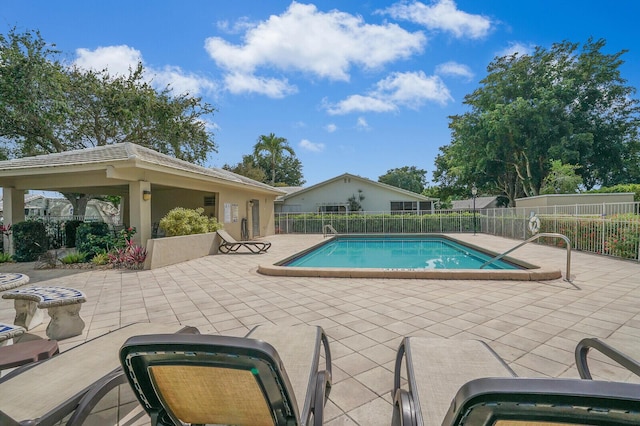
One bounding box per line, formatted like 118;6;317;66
0;322;198;425
575;337;640;379
119;324;331;426
393;337;516;426
393;337;640;425
217;229;272;254
442;376;640;425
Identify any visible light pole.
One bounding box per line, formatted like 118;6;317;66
471;184;477;235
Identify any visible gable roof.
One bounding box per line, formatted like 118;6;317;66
277;173;437;202
0;143;284;195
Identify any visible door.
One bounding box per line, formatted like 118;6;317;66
251;199;260;237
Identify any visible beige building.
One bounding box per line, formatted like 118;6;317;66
275;173;437;213
515;193;635;207
0;143;284;249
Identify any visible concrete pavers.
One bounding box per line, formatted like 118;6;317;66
1;233;639;425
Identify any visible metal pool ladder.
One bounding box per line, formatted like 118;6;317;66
323;224;338;237
480;233;572;282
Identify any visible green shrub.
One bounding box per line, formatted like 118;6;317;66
0;252;13;263
76;222;112;258
159;207;223;237
64;220;83;248
91;252;110;265
60;252;87;264
12;221;48;262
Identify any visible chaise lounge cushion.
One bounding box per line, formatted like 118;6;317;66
120;324;331;426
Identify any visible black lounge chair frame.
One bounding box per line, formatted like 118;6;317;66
393;337;515;426
444;377;640;425
575;337;640;380
217;230;271;254
0;323;198;426
393;336;640;426
120;326;331;426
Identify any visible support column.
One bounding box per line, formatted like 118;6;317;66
2;188;25;255
128;181;152;247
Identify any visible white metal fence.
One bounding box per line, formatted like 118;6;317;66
275;202;640;262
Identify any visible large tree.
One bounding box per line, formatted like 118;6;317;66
378;166;427;194
434;39;640;206
223;154;268;183
224;151;305;186
253;133;296;185
0;28;217;214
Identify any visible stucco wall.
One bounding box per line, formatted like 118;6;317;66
515;193;635;208
144;232;219;269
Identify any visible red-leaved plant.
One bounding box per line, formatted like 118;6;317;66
108;238;147;269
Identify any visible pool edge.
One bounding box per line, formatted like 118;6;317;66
259;233;562;281
257;263;562;280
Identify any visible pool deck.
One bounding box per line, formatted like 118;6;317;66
1;233;639;425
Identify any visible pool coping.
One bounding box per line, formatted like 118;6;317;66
258;234;563;281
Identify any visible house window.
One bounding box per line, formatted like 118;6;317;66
204;196;215;206
419;201;432;212
318;204;347;213
390;201;417;212
391;201;433;213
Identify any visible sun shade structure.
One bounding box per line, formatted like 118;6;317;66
217;229;272;254
392;337;640;426
120;324;331;426
0;322;198;425
0;143;284;248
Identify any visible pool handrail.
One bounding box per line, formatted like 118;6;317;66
479;232;572;282
323;224;338;238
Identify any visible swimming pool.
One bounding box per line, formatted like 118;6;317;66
258;234;562;280
285;236;517;269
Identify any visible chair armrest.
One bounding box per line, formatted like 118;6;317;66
575;337;640;379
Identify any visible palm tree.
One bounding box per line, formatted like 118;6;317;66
253;133;295;185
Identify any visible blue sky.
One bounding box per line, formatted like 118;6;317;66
3;1;640;187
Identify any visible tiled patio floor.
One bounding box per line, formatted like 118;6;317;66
1;233;639;425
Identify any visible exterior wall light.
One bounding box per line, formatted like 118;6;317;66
143;190;152;201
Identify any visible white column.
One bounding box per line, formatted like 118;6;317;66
128;181;152;247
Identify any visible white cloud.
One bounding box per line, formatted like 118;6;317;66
152;65;217;95
223;72;297;98
75;45;142;76
216;17;257;34
381;0;493;39
205;2;425;97
435;61;474;80
74;45;217;96
356;117;369;130
327;94;397;115
498;41;535;58
325;123;337;133
299;139;325;152
326;71;452;115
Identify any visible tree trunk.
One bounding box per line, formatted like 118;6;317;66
62;193;93;218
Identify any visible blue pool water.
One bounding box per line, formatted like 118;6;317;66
284;236;519;270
